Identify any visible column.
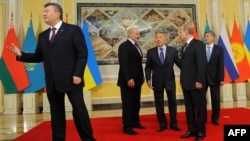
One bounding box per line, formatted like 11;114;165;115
22;93;40;114
220;84;233;102
232;83;247;101
4;94;22;114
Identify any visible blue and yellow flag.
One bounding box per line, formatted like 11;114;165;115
82;20;102;90
203;19;211;43
22;19;45;93
244;20;250;73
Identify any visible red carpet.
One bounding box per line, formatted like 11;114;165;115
14;108;250;141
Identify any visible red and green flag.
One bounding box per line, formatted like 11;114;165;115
0;20;29;94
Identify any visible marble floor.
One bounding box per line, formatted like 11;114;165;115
0;100;249;141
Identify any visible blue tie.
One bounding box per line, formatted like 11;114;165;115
206;46;211;62
160;48;164;64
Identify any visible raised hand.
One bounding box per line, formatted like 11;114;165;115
7;43;22;56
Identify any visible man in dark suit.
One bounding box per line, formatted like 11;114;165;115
178;22;207;141
8;2;95;141
145;31;181;132
117;26;145;135
204;31;224;125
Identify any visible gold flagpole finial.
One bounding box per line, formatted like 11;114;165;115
65;12;68;23
11;12;13;21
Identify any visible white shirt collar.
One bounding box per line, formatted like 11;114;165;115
128;38;136;45
51;21;63;31
158;45;166;50
206;43;214;48
186;37;194;44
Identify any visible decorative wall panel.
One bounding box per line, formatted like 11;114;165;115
77;3;196;64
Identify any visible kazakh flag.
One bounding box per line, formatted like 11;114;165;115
22;19;46;93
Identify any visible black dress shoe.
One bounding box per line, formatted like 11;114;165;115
123;129;138;135
170;125;181;131
180;131;196;138
157;126;167;132
212;120;219;125
133;124;146;129
195;132;205;140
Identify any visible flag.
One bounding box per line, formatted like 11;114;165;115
65;13;68;23
0;20;29;93
22;19;46;93
191;20;198;39
230;20;250;82
244;21;250;73
202;19;211;43
217;20;239;83
81;20;103;90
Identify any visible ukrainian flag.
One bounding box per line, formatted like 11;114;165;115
82;20;103;90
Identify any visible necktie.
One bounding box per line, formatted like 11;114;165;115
183;43;188;52
134;43;142;56
159;48;164;64
50;27;56;43
206;46;211;62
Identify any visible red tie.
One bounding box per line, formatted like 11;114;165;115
50;27;56;43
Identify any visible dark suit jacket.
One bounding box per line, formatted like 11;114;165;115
117;40;144;87
17;22;88;93
180;39;207;90
206;44;224;85
145;46;180;91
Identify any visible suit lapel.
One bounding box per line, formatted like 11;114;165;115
44;28;52;47
164;46;170;64
182;39;194;58
50;23;66;47
128;40;143;58
210;45;216;59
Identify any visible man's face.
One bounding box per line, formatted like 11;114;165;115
178;27;188;42
43;5;60;26
129;28;140;43
204;33;214;45
155;33;166;47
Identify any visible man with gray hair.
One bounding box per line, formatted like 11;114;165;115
117;26;145;135
145;31;181;132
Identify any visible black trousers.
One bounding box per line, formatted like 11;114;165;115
205;85;221;122
120;86;141;130
47;87;95;141
153;89;178;127
182;87;206;134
